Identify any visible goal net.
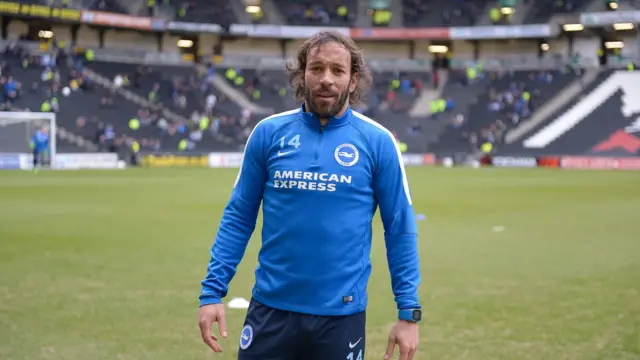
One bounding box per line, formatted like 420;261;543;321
0;112;56;170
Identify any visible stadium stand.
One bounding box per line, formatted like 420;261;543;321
359;70;435;152
502;69;640;157
403;0;489;27
275;0;357;26
169;0;236;25
218;64;434;150
1;40;262;157
90;63;260;152
0;44;90;153
219;66;430;112
85;61;260;149
523;0;588;24
84;0;129;14
218;67;296;113
5;39;596;159
428;67;584;155
3;0;638;165
61;57;438;154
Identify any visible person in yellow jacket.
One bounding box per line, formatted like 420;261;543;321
130;139;140;166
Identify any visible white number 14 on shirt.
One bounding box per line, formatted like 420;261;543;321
279;134;301;149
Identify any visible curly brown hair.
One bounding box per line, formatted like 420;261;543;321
285;31;373;106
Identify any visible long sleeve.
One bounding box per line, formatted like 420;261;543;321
199;123;268;307
373;134;421;310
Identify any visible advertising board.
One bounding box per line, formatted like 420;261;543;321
402;154;425;166
0;153;22;170
55;153;120;170
142;153;209;167
208;153;244;168
561;156;640;170
491;156;538;168
0;1;81;21
537;156;560;168
207;153;435;168
422;153;436;165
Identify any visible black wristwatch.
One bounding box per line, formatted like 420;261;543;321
398;308;422;322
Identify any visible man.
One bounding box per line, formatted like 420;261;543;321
29;126;49;170
198;31;422;360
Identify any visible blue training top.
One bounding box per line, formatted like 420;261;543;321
200;104;421;316
30;131;49;152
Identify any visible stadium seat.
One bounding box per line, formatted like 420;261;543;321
402;0;489;27
274;0;357;26
523;0;588;24
84;0;130;14
167;0;236;25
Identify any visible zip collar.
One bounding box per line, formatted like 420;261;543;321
299;103;352;131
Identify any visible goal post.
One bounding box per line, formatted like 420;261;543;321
0;111;57;170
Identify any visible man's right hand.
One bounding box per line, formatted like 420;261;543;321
198;303;228;352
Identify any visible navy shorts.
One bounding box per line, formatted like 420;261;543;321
32;149;41;165
237;298;366;360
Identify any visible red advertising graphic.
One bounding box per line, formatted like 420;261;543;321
349;27;450;40
561;156;640;170
537;156;560;168
423;153;436;165
82;10;155;29
592;130;640;154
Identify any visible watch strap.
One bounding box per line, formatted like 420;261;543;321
398;309;422;322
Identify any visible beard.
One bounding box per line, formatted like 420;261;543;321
304;83;350;119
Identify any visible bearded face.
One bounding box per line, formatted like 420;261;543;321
303;42;357;119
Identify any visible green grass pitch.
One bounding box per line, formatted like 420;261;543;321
1;167;639;360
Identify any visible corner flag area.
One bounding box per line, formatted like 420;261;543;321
1;168;638;359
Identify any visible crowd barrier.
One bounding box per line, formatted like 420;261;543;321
55;153;121;169
0;153;23;170
484;155;640;170
2;152;639;171
138;152;437;168
0;152;121;170
140;153;210;167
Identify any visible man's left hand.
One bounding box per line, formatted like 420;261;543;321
384;320;419;360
